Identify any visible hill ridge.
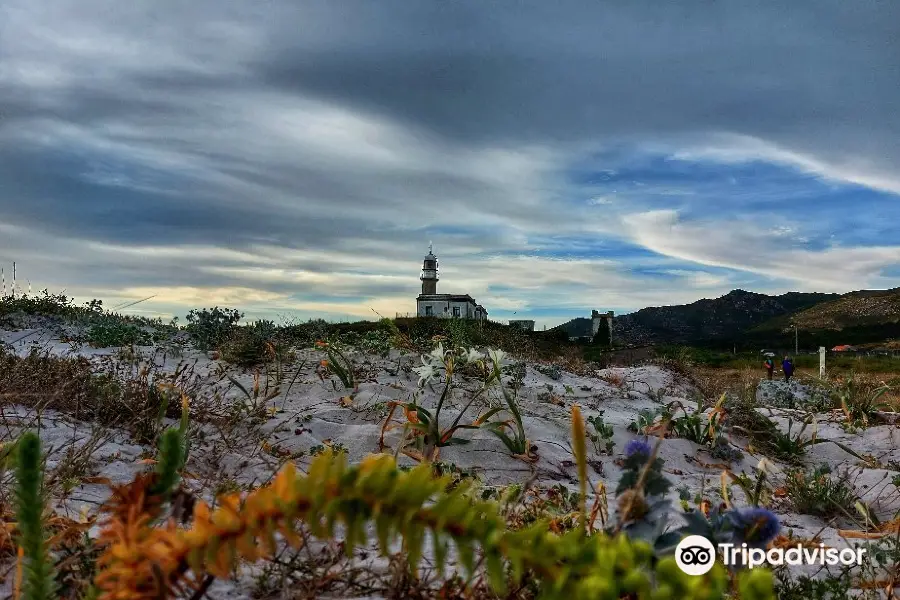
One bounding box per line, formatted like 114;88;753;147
549;288;900;348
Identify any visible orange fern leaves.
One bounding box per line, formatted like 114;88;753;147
93;452;492;599
94;474;196;600
95;514;192;600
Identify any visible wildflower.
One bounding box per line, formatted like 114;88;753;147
412;357;437;387
624;439;652;459
462;348;484;363
487;348;507;369
728;507;781;546
429;342;446;363
757;458;779;476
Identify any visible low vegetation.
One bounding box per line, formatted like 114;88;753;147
4;291;900;598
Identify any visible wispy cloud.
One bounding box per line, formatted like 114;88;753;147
0;1;898;330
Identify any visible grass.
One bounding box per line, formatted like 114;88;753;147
836;375;893;426
783;465;858;519
655;344;900;376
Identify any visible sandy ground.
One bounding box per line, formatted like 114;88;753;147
2;324;897;597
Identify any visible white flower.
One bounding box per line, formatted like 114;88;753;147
463;348;484;363
487;348;507;368
413;356;438;387
757;458;780;475
429;342;446;363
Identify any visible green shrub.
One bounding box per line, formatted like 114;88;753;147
185;306;243;351
0;289;82;318
85;320;151;348
360;329;394;357
836;374;891;427
279;318;333;347
220;320;280;366
669;394;726;448
784;465;857;518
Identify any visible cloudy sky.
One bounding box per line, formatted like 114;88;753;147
1;1;899;329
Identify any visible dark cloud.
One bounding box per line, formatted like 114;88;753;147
0;0;898;324
256;1;900;159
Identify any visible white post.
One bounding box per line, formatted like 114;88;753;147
819;346;826;378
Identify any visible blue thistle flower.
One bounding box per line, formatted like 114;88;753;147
728;507;781;546
624;439;652;459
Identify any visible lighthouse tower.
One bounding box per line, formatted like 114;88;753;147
420;242;439;294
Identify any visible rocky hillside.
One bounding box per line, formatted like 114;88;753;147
608;289;836;346
756;288;900;331
742;288;900;348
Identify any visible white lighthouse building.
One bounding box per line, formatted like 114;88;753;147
415;243;487;320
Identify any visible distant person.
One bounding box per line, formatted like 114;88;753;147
782;356;794;382
764;357;774;380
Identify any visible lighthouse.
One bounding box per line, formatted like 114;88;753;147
415;243;487;320
420;241;439;295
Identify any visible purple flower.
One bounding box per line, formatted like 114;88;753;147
729;507;781;545
624;439;652;459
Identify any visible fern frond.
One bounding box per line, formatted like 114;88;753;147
93;450;775;600
94;473;198;600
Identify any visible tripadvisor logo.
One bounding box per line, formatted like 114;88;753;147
675;535;866;575
675;536;716;575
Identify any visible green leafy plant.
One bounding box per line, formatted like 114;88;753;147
723;461;773;508
358;328;394;357
386;385;482;463
0;289;84;319
784;465;858;518
766;414;865;464
382;347;533;462
669;393;726;447
220;320;280;366
608;437;686;556
14;431;58;600
316;340;356;391
628;408;666;435
586;412;615;455
772;569;853;600
225;371;281;421
837;375;891;427
185;306;243;351
477;354;533;459
150;396;191;498
85;320;151;348
93;448;776;600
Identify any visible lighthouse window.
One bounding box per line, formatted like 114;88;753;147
453;306;460;317
425;306;433;316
